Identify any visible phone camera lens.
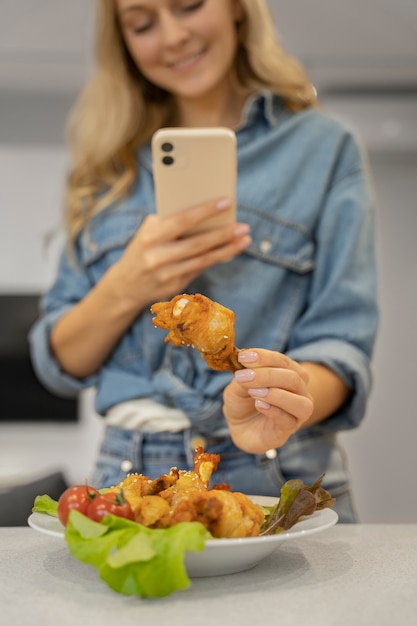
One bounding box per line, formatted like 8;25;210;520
162;156;174;166
161;142;173;152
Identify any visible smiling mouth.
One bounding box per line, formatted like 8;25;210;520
169;49;206;71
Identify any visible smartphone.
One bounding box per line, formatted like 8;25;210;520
151;127;237;233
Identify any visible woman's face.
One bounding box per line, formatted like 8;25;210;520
116;0;243;105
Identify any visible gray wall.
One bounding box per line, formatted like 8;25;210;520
340;151;417;522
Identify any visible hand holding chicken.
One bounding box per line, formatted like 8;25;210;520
151;293;315;453
223;348;314;454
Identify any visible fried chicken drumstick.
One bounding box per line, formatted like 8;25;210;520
150;293;244;372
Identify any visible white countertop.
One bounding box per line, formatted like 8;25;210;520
1;524;416;626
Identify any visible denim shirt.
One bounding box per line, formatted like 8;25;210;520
29;92;378;439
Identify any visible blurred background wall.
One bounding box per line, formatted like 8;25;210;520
0;0;416;522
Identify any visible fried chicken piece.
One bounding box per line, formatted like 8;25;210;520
143;468;180;495
150;293;244;372
167;488;264;538
158;447;219;506
193;446;220;486
168;491;223;529
159;469;209;507
134;495;171;527
211;483;231;491
106;473;152;516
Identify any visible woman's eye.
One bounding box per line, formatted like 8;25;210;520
180;0;205;13
120;17;153;35
130;19;154;34
132;21;153;34
126;1;205;34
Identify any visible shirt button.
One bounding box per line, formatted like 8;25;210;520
265;448;277;460
190;436;207;451
121;459;133;472
260;238;272;254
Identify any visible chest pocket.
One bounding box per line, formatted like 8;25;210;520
80;208;144;276
238;204;315;274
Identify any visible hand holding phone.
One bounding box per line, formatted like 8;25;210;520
152;127;237;234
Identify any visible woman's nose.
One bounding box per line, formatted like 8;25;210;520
159;13;190;48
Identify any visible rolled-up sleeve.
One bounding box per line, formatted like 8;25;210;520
29;245;98;397
287;338;372;433
287;136;379;432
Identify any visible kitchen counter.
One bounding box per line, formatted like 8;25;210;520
1;524;416;626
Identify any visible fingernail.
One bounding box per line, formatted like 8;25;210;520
216;198;232;210
248;388;269;398
255;399;271;410
233;223;250;237
238;351;258;363
234;369;256;382
236;235;252;250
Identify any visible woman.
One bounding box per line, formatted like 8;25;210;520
30;0;378;522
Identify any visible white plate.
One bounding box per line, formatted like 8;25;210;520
28;496;338;577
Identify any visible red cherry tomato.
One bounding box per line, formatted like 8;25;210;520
87;491;134;522
57;485;99;526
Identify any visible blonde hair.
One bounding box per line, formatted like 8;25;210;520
66;0;317;247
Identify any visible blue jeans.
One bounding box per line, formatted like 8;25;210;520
90;426;358;523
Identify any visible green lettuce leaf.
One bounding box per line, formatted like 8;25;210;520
32;494;58;517
65;510;209;597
